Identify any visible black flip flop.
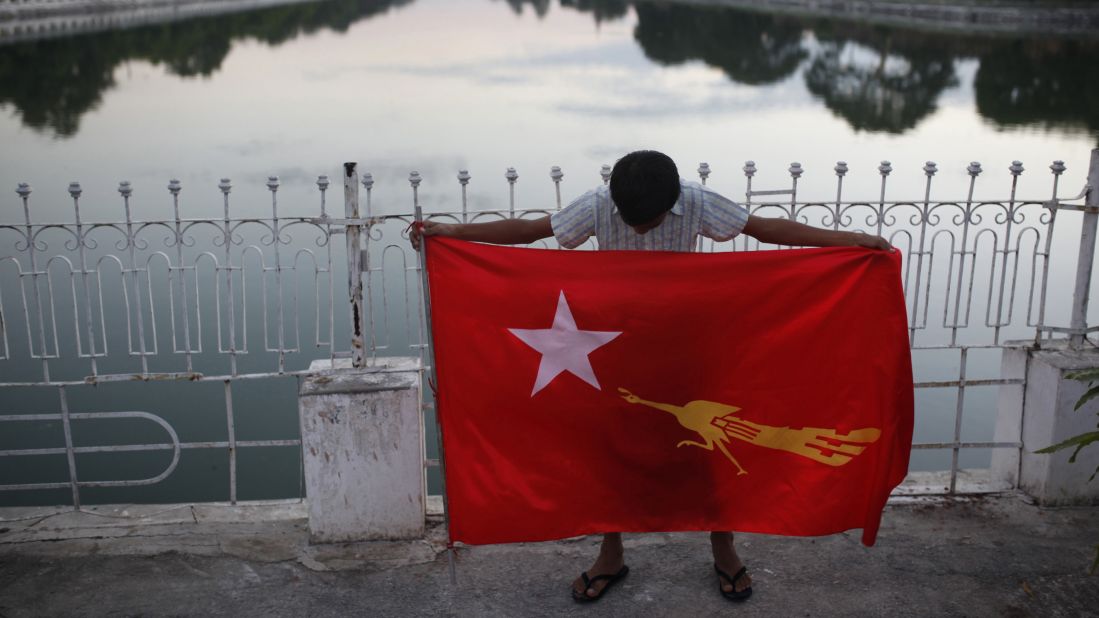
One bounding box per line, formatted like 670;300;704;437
571;564;630;602
714;563;753;601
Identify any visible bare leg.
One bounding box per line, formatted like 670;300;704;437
571;533;625;599
711;532;752;594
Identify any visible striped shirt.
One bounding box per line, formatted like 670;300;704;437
550;179;749;251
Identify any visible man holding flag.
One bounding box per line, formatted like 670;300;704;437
411;150;908;604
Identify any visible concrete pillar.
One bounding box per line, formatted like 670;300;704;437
992;342;1099;505
991;345;1027;489
298;358;424;542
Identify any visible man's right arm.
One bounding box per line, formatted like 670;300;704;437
410;216;554;250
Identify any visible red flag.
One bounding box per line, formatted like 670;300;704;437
425;237;912;547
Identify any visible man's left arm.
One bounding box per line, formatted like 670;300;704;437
742;215;892;251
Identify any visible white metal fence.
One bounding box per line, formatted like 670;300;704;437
1;150;1096;506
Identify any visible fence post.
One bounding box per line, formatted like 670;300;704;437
344;162;365;368
1069;148;1099;349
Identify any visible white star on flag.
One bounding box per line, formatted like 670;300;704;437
508;291;622;396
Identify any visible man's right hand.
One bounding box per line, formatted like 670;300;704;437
410;220;458;251
410;216;553;248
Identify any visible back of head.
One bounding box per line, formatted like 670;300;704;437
609;150;681;226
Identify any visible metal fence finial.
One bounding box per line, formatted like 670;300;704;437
457;170;471;222
267;176;280;192
316;176;328;217
68;182;82;198
698;162;711;184
1050;160;1066;176
361;172;374;218
167;179;181;195
550;166;564;210
788;162;803;179
505;168;518;216
219;179;233;222
924;161;938;177
967;162;982;177
409;171;423;188
1009;161;1025;176
878;161;892;176
743;161;757;178
16;183;32;198
118;181;133;197
834;161;848;177
600;164;611;184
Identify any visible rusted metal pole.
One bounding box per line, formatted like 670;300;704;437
1070;148;1099;349
344;162;365;368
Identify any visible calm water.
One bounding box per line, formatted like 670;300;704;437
2;0;1097;216
2;0;1099;505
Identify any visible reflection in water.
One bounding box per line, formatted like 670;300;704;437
632;4;806;85
623;2;1095;138
1;0;1097;139
0;37;117;136
501;0;629;22
561;0;629;23
0;0;410;136
805;35;958;133
498;0;551;18
975;39;1099;136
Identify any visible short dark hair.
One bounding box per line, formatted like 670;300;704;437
609;150;681;226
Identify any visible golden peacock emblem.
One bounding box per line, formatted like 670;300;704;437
617;388;882;476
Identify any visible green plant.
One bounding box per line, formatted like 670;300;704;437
1034;368;1099;574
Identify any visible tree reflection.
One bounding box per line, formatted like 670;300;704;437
804;33;958;133
0;38;117;136
500;0;628;22
560;0;630;23
974;39;1099;137
632;3;806;85
0;0;410;137
1;0;1096;140
498;0;552;18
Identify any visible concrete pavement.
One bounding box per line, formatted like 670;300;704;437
1;494;1097;617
